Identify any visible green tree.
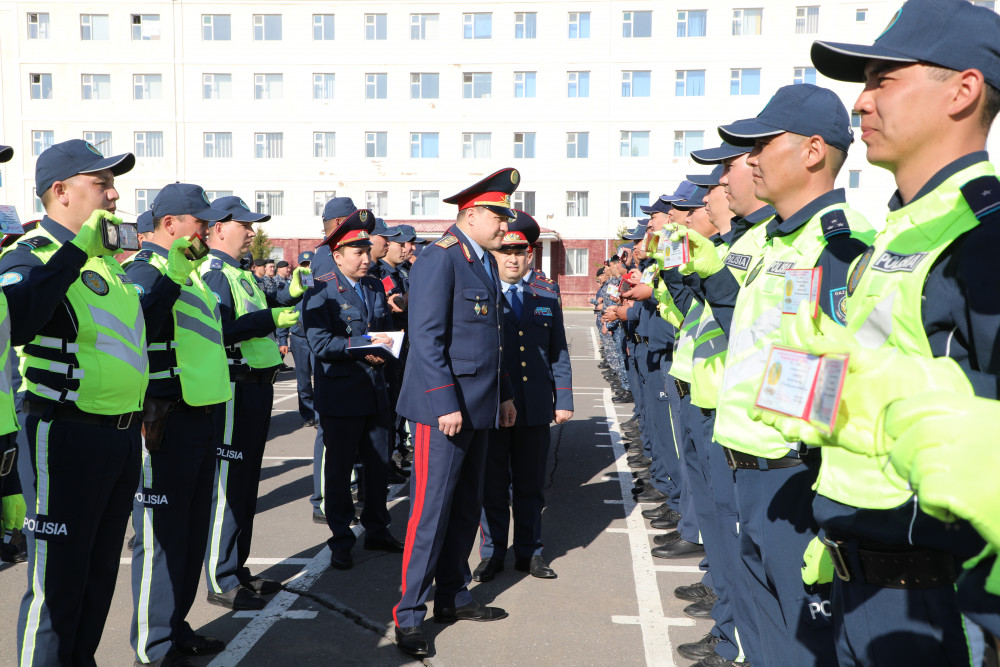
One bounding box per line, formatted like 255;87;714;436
249;224;274;259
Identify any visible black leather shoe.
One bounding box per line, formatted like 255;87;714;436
514;555;557;579
678;632;722;661
653;531;683;546
207;586;266;611
632;468;651;480
612;392;633;404
650;513;680;530
472;558;504;582
312;511;326;524
621;416;639;427
175;634;226;656
242;576;282;595
628;456;652;469
433;601;509;623
636;487;668;503
1;539;27;564
363;533;405;553
330;547;353;570
690;651;744;666
394;625;429;657
651;539;706;559
674;581;713;601
684;596;716;618
641;503;671;520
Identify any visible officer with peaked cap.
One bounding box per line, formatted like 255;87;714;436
310;197;358;278
507;211;559;295
392;169;519;657
302;210;405;570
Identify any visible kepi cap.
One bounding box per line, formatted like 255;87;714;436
152;183;233;222
443;168;519;219
35;139;135;197
319;209;375;250
501;210;540;247
298;250;314;264
211;195;269;225
322;196;357;221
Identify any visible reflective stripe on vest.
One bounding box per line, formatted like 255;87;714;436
690;302;727;409
202;260;281;370
817;162;996;509
668;301;703;383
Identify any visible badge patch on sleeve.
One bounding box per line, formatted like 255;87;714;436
240;278;255;297
81;270;109;296
0;272;23;287
829;288;847;325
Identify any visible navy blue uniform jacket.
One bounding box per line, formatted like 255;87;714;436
396;225;514;430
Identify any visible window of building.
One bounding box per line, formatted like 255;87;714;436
463;72;492;99
623;10;653;38
33;188;45;214
793;67;817;85
254;132;283;158
567;132;589;158
313;191;336;216
366;131;387;158
313;132;335;158
256;191;284;216
254;73;283;100
134;131;163;158
83;131;112;154
313;73;335;100
567;71;590;98
463;13;492;39
313;14;335;40
410;190;439;216
732;8;763;35
31;131;54;156
365;14;387;40
620;131;650;158
514;72;537;98
515;12;537;38
677;10;707;37
82;74;111;100
620;191;650;217
253;15;282;40
28;13;50;40
133;74;162;100
203;14;231;40
795;6;819;33
203;74;232;100
565;247;589;275
514;132;536;159
410;132;439;158
204;190;233;202
972;1;995;9
80;14;110;41
848;170;862;188
366;73;387;99
674;130;704;157
136;189;161;214
366;191;388;215
566;192;589;217
132;14;160;40
512;191;536;215
204;132;233;158
676;70;706;96
411;73;439;99
410;13;439;39
30;74;53;100
851;112;862;129
568;12;591;38
730;68;761;95
622;71;651;97
462;133;491;158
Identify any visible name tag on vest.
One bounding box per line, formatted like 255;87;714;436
765;261;796;276
724;253;752;271
871;251;928;273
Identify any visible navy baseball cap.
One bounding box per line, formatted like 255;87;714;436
394;224;418;243
686;165;725;188
812;0;1000;91
624;221;649;240
35;139;135;196
372;218;400;238
673;186;709;209
411;243;426;259
640;199;673;215
298;250;314;264
322;196;357;221
0;145;12;163
660;181;698;204
211;195;268;225
136;210;154;234
152;184;232;222
719;84;854;152
691;142;749;165
319;209;375;250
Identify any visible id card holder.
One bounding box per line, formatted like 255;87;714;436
754;344;849;433
0;205;26;236
301;272;315;288
782;267;822;317
662;236;690;269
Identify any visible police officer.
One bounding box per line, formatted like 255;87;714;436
274;260;290;289
310;197;357;279
302;210;404;570
123;184;234;665
473;211;572;582
201;196;305;610
3;139;151;665
378;224;413;465
394;224;419;290
137;210;155;247
393;169;519;657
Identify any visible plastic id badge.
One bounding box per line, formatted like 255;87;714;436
607;283;620;298
754;345;849;433
0;206;25;235
782;267;822;317
662;236;690;269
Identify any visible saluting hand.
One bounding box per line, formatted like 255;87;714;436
499;400;516;428
438;411;463;437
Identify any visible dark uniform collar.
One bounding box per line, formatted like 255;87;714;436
887;150;990;211
727;204;775;245
766;189;846;238
711;234;726;247
141;241;168;259
40;216;81;245
379;258;401;274
210;248;242;269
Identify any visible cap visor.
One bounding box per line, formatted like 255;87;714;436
484;205;517;219
811;40;918;83
658;195;683;203
229;210;271;223
672;200;706;210
690;143;749;165
78;152;136;177
718;120;785;147
193;207;235;223
686;173;719;187
0;146;13;163
639;205;660;214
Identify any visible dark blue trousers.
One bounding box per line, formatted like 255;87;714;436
478;424;550;562
288;334;315;423
645;356;681;508
310;423;325;513
394;422;488;628
17;414;141;667
131;404;221;663
663;376;698;541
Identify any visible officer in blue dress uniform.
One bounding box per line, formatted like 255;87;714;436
393;169;519;657
473;211;573;582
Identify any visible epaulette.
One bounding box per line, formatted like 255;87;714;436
960;175;1000;222
131;249;153;263
532;282;557;295
208;257;224;270
820;209;851;239
16;236;52;251
536;275;556;285
435;236;457;248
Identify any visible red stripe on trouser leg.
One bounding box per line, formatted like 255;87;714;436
393;422;430;627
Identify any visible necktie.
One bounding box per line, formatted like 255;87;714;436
354;282;369;319
482;253;494;282
508;285;523;320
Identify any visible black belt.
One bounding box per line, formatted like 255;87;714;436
637;336;650;345
24;400;140;430
0;436;15;477
230;369;278;385
674;379;690;398
700;407;714;418
175;401;216;414
822;536;959;589
723;446;816;471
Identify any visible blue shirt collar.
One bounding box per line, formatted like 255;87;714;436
887;151;990;211
210;248;242;269
40;216;79;245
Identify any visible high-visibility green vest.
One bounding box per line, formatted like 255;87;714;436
0;295;17;435
126;251;231;406
668;302;702;383
202;258;281;370
3;228;148;415
817;162;995;508
714;204;875;458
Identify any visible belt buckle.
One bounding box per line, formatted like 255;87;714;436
724;447;738;471
0;447;15;476
116;412;134;430
822;536;852;582
674;379;688;398
269;369;279;385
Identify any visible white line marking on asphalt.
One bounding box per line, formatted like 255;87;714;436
232;610;319;620
612;615;695;627
596;444;613;448
271;393;298;405
120;557;313;566
261;456;314;461
604;499;624;504
590;327;600;360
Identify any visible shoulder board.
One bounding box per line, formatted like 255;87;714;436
208;257;224;270
960;175;1000;222
132;249;153;263
315;271;336;283
820;209;851;239
16;236;52;251
435;236;458;248
535;275;556;285
532;282;557;295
